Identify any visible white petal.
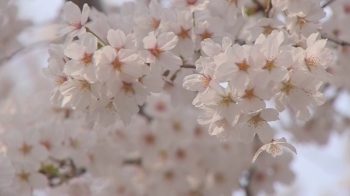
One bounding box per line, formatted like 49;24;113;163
157;51;182;70
107;29;126;49
81;3;90;25
157;32;178;51
64;1;81;24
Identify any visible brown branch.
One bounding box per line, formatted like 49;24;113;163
67;0;104;12
181;64;196;69
321;34;350;46
0;42;49;65
265;0;273;17
252;0;265;12
321;0;336;8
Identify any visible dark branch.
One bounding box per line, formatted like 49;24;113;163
181;64;196;69
321;0;336;8
252;0;265;12
67;0;104;12
322;34;350;46
265;0;273;17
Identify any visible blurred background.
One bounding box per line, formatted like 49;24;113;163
1;0;350;195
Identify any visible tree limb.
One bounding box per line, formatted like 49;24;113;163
67;0;104;12
321;0;336;8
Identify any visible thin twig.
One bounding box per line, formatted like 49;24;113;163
265;0;273;17
0;42;49;65
252;0;265;12
86;27;107;46
321;34;350;46
321;0;336;8
181;64;196;69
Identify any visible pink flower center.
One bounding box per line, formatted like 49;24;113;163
235;59;250;71
177;26;191;38
69;21;82;29
148;44;164;58
200;30;213;40
187;0;197;5
122;82;135;95
113;56;123;72
82;53;93;65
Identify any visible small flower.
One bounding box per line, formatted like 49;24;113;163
252;137;297;163
57;1;90;37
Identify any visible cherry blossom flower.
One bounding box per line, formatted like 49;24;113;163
96;46;143;85
4;129;48;168
216;44;256;90
298;33;332;81
59;76;100;110
253;31;293;88
110;74;149;125
194;17;225;49
12;161;48;196
107;29;136;51
64;33;98;82
140;31;182;70
58;1;90;37
252;137;297;163
285;0;326;36
235;108;279;144
170;0;209;13
274;70;325;121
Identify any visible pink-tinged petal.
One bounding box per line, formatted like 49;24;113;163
59;81;77;96
183;74;207;91
61;95;73;107
82;34;97;54
48;59;64;75
260;108;279;121
119;49;137;62
252;145;267;163
149;0;163;17
81;3;90;25
255;70;271;88
100;46;117;62
222;37;232;51
57;26;75;37
229;44;245;62
306;33;319;47
270;67;288;82
231;72;249;90
143;31;157;49
84;63;97;82
216;62;238;81
201;38;221;57
157;32;178;51
138;50;155;63
64;2;81;24
96;64;113;82
296;107;311;121
64;60;85;76
107;29;126;49
29;173;48;189
157;51;182;70
64;43;85;60
280;142;297;155
122;62;143;78
256;122;274;143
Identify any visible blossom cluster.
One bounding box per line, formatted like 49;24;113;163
0;0;343;195
0;93;295;196
45;0;331;147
